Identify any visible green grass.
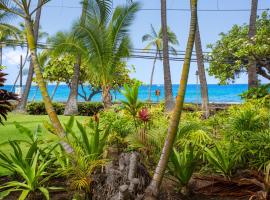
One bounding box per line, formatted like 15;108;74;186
0;113;89;175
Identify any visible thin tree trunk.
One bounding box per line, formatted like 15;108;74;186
161;0;174;112
248;0;258;89
25;19;65;137
148;51;158;102
31;85;38;102
102;85;112;109
15;0;42;112
64;0;88;115
51;81;60;100
144;0;198;198
195;21;209;118
0;46;2;66
11;48;29;92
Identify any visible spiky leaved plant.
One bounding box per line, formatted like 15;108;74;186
0;69;17;124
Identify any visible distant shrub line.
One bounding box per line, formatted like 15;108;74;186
26;102;103;115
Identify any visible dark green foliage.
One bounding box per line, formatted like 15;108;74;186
27;102;103;115
0;70;17;124
240;84;270;101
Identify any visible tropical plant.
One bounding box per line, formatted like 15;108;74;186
240;84;270;100
0;70;17;124
142;24;178;102
144;0;198;198
0;136;59;200
0;0;65;136
205;142;241;178
64;116;111;158
120;82;143;127
168;145;199;195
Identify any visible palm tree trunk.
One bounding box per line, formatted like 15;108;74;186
148;51;158;102
51;81;60;100
24;19;65;137
248;0;258;89
161;0;174;112
102;85;112;109
64;62;79;115
64;0;88;115
195;21;209;118
144;0;198;198
15;0;42;112
0;46;2;66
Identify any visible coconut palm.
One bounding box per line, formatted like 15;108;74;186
15;3;49;113
161;0;174;112
144;0;198;198
248;0;258;89
0;0;65;136
52;0;139;109
0;11;21;66
195;21;209;118
142;25;178;102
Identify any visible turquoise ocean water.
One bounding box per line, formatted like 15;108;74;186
3;84;248;103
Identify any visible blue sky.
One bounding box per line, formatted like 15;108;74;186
2;0;270;85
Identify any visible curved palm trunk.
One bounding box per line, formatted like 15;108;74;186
144;0;198;198
25;19;65;137
161;0;174;112
248;0;258;89
64;62;79;115
148;51;158;102
64;0;88;115
102;85;112;109
195;21;209;118
16;0;42;112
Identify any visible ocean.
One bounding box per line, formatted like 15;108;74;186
3;84;248;103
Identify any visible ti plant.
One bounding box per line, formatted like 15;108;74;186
0;70;18;124
168;145;199;195
120;82;143;128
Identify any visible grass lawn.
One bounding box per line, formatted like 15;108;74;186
0;113;89;175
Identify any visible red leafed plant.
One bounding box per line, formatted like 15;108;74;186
138;108;150;122
0;70;18;125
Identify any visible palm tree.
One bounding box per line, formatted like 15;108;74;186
0;11;21;66
64;0;89;116
52;0;139;109
144;0;198;198
142;25;178;102
248;0;258;89
15;0;45;112
195;21;209;118
161;0;174;112
0;0;65;136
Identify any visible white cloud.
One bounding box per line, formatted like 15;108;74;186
2;49;26;66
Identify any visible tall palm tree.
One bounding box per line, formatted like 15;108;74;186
161;0;174;112
63;0;89;116
0;0;65;137
248;0;258;89
195;21;209;118
142;25;178;102
144;0;198;198
15;0;44;112
0;11;21;66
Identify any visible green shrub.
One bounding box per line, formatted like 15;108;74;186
26;102;103;116
240;84;270;101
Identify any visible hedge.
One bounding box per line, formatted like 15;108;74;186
26;102;103;116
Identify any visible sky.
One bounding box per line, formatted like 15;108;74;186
2;0;270;85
